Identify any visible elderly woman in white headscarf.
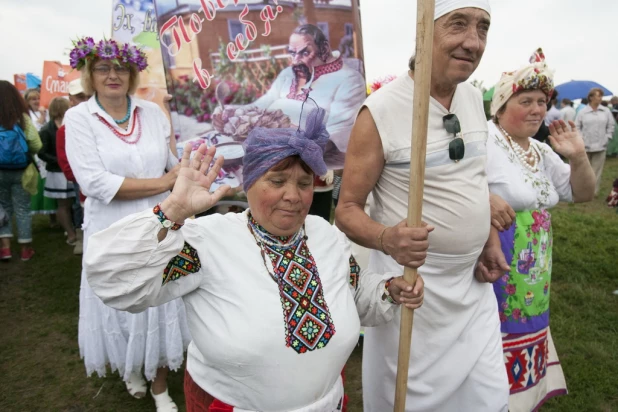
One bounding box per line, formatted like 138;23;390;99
487;49;594;412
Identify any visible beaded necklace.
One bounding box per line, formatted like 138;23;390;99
246;212;306;283
96;109;142;145
96;95;131;124
498;124;540;173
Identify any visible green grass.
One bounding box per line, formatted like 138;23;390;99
1;159;617;411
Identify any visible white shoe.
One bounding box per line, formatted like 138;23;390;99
125;371;147;399
151;388;178;412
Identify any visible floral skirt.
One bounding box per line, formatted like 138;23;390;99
503;327;567;412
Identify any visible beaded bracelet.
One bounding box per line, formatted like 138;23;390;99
383;277;399;305
153;204;183;231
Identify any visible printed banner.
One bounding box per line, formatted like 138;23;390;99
154;0;366;189
14;74;27;93
111;0;169;109
40;62;81;108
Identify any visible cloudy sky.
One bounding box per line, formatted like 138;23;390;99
2;0;616;96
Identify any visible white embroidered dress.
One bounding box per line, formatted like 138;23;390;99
65;96;191;381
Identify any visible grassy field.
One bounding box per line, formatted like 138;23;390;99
1;158;617;411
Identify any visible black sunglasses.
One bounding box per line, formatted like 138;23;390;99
443;114;465;162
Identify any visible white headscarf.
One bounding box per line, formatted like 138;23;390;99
434;0;491;20
490;48;555;116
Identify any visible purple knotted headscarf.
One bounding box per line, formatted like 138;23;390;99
242;107;330;192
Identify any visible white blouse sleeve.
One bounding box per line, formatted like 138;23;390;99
541;144;573;202
85;209;206;313
64;109;125;204
334;227;399;327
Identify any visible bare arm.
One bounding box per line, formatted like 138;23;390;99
475;226;510;283
548;120;595;203
568;153;595;202
335;107;387;250
335;108;431;269
113;169;178;200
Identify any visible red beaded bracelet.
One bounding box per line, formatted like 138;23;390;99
153;204;183;231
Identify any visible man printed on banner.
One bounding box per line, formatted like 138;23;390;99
213;24;367;170
335;0;510;411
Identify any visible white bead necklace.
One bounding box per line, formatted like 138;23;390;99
498;124;540;173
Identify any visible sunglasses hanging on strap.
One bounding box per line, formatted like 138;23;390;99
443;114;465;162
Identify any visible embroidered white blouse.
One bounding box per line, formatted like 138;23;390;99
85;210;398;411
65;96;177;234
486;121;573;211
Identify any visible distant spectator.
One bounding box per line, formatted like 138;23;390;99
606;97;618;157
56;79;90;254
610;96;618;118
576;88;616;195
39;97;76;246
544;90;560;126
24;88;48;131
560;98;576;123
27;88;58;223
0;81;42;261
576;97;588;115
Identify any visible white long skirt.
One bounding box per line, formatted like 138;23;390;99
78;231;192;381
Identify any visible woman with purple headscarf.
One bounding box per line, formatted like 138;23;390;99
82;108;426;411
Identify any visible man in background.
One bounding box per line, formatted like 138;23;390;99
560;98;576;122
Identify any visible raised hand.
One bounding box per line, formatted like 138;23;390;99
159;143;231;224
548;120;586;160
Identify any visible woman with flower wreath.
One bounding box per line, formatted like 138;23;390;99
486;48;595;411
64;37;191;411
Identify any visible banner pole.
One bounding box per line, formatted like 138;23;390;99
393;0;435;410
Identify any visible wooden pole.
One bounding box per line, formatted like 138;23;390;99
393;0;435;410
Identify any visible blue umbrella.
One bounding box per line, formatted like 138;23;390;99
554;80;613;100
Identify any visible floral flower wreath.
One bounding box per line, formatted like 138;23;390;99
69;37;148;72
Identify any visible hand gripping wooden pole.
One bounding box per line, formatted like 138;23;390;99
393;0;435;410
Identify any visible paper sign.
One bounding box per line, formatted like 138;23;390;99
40;61;81;107
112;0;169;110
14;74;27;93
